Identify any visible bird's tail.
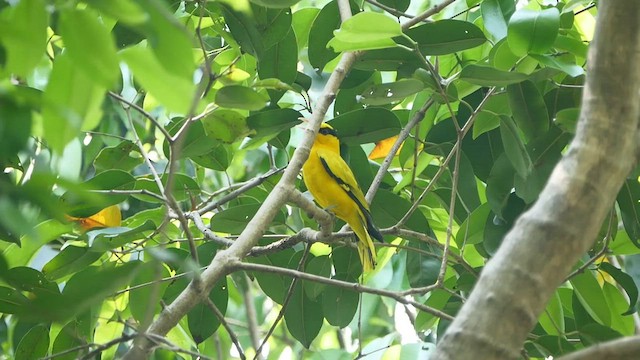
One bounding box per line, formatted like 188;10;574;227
351;215;377;273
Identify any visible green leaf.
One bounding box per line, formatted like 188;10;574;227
215;85;268;111
456;203;492;247
554;107;580;134
133;173;200;203
578;323;622;345
120;44;195;113
304;255;331;300
259;28;298;102
88;220;156;251
617;179;640;248
538;290;565;335
530;54;584;77
480;0;515;40
415;285;453;331
52;321;86;360
508;8;560;56
331;245;363;279
507;80;549;141
211;203;286;234
486;154;515;218
452;152;481;214
201;110;252;144
83;0;148;24
371;189;431;235
483;194;525;255
188;275;229;344
0;91;32;164
554;34;588;59
514;127;570;204
459;64;528;86
0;0;48;77
61;170;135;217
355;47;420;71
602;282;635;335
322;274;359;327
42;246;103;281
244;108;302;148
15;325;49;360
0;286;29;314
499;115;532;178
42;54;106;153
406;241;441;287
254;5;292;50
134;0;196;79
378;0;410;12
329;108;401;145
129;261;171;325
599;262;639;315
191;144;233;171
530;335;575;358
252;248;296;304
358;79;424;105
59;8;120;87
4;267;59;299
327;12;401;52
404;20;487;55
284;281;323;348
250;0;303;8
94;141;143;172
165;118;220;159
54;262;140;320
292;8;319;50
473;93;511;139
570;271;612;326
2;220;72;267
219;2;264;58
308;1;358;71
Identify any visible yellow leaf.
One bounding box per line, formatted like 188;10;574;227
368;135;403;160
595;257;615;286
66;205;122;231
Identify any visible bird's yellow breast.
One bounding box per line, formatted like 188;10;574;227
302;145;365;223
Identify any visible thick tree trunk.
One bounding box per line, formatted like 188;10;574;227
432;1;640;359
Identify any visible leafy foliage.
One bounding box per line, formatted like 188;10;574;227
1;0;638;359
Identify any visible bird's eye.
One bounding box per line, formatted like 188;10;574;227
319;127;337;136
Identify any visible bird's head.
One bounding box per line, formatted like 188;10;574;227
315;122;340;149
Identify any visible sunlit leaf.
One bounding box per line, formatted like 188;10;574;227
508;8;560;56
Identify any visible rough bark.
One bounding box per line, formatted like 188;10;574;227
556;335;640;360
432;1;640;359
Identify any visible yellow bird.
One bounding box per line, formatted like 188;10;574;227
303;123;382;272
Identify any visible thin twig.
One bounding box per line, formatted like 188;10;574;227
108;91;172;140
365;99;435;203
403;0;459;28
198;167;286;214
79;334;137;360
233;261;453;321
364;0;416;19
564;208;615;282
90;189;166;202
203;297;246;360
240;273;264;360
253;246;312;359
396;87;496;226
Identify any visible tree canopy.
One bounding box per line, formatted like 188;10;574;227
3;0;640;359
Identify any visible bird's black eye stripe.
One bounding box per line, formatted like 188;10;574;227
319;127;338;137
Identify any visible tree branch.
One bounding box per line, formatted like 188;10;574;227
233;261;453;321
556;335;640;360
432;1;640;359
